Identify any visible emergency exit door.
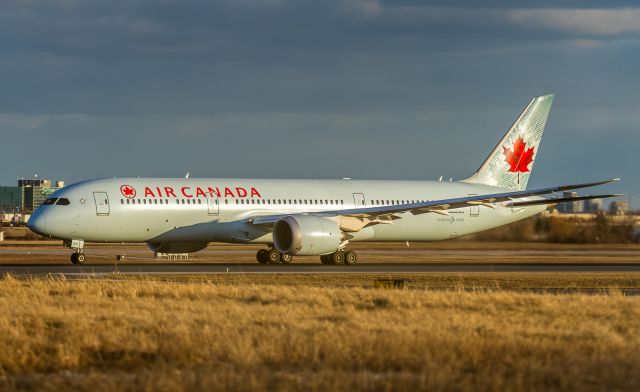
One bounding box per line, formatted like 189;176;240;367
353;193;366;207
93;192;110;216
469;194;480;217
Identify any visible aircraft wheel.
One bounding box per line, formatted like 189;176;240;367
268;249;281;264
320;254;330;265
281;253;293;264
76;253;86;264
344;251;357;265
331;251;345;265
70;253;78;265
256;249;269;264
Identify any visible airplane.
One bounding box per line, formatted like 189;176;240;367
28;94;620;265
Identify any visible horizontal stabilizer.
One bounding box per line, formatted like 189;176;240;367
507;194;622;208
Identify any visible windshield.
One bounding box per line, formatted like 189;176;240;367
42;198;57;205
55;198;70;206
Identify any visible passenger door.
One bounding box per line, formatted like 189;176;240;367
93;192;110;216
207;195;219;215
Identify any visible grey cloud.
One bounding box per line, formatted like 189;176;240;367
0;0;637;202
509;8;640;36
4;0;636;61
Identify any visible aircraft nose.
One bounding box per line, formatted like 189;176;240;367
28;209;47;236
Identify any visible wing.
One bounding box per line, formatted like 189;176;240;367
248;178;620;231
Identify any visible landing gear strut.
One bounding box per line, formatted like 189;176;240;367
64;239;86;265
320;250;358;266
256;248;293;264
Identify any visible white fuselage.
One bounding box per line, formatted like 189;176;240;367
29;178;545;245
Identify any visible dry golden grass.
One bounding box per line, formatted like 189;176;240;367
1;276;639;391
145;272;640;291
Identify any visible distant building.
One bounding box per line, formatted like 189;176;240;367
583;198;604;213
609;201;629;215
18;178;65;213
557;191;585;214
0;186;21;213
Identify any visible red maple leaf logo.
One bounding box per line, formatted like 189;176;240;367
503;137;535;173
120;185;136;198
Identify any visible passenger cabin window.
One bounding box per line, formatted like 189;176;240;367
43;198;57;205
56;198;70;206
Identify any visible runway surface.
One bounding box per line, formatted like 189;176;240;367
2;248;639;256
3;263;640;277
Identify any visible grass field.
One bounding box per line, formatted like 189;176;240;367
1;276;639;391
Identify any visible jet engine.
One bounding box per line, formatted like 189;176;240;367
147;241;209;254
273;215;342;256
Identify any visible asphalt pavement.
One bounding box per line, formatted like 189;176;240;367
2;262;640;277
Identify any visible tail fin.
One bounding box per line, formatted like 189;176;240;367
463;94;554;191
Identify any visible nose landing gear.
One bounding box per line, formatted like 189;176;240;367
70;252;86;265
64;239;86;265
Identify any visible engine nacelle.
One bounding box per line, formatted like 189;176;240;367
147;241;208;254
273;215;342;256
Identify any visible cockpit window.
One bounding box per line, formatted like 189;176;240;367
55;198;71;206
43;198;58;205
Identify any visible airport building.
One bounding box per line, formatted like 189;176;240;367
0;186;21;213
557;191;586;214
19;178;65;213
583;198;604;213
609;201;629;215
1;177;65;224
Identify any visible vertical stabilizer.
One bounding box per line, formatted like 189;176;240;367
463;94;554;191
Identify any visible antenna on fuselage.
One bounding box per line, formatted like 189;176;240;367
185;172;190;179
438;176;443;182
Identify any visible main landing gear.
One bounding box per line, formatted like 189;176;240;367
320;250;358;266
256;249;358;266
256;248;293;264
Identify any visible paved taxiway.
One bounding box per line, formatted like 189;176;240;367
3;263;640;277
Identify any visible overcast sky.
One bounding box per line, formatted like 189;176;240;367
1;1;638;205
